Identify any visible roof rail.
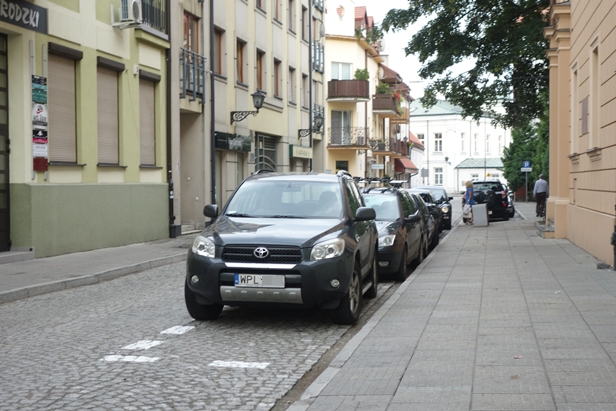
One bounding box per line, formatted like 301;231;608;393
252;169;274;175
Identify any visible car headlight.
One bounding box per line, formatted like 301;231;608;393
191;235;216;258
311;238;345;261
441;205;450;213
378;234;396;247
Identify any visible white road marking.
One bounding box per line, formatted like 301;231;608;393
160;325;195;335
209;360;269;369
122;340;164;350
102;355;160;363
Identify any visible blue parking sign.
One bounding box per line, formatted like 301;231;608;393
523;161;531;168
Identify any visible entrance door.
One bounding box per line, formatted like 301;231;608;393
0;34;9;251
255;134;277;172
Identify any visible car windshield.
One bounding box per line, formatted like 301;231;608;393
225;180;343;219
363;195;399;221
474;182;504;192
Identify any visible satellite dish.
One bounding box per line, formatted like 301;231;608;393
319;23;326;39
379;38;386;52
378;66;385;79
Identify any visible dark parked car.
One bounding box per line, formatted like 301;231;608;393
414;185;454;230
362;187;427;282
407;188;444;233
407;192;439;250
185;171;379;325
470;179;510;221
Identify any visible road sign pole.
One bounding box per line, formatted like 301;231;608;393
526;172;528;203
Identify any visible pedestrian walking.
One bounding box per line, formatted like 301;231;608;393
462;180;474;225
533;174;549;218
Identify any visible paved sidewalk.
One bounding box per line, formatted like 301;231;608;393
289;201;616;411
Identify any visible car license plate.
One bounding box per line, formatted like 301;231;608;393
488;210;493;215
234;274;285;288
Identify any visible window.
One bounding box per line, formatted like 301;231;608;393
434;168;443;185
289;67;296;103
236;39;246;84
274;59;282;97
302;74;308;108
492;173;499;179
97;67;119;165
139;78;156;166
256;50;265;90
461;132;465;152
256;0;263;9
301;6;308;41
331;111;352;145
312;79;318;104
273;0;282;21
288;0;295;31
434;133;442;152
471;173;478;180
486;134;490;154
591;44;599;147
335;160;348;172
331;62;351;80
183;12;199;53
417;133;424;144
48;53;78;163
213;27;224;75
581;96;588;135
473;134;478;153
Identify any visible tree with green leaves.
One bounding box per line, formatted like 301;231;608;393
371;0;551;128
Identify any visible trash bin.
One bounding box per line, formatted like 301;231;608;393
473;203;489;226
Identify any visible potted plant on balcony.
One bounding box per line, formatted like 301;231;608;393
354;68;369;81
376;82;390;94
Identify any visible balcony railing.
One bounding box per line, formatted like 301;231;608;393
372;94;397;113
142;0;167;34
312;42;324;73
180;48;206;102
328;127;370;148
327;80;370;101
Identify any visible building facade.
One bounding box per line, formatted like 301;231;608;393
544;0;616;266
408;100;512;194
323;3;411;182
3;0;170;257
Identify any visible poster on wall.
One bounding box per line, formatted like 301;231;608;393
32;75;47;103
32;76;49;172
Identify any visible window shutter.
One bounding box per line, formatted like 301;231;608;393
48;54;76;163
97;67;119;164
139;79;156;166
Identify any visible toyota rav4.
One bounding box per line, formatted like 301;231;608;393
184;171;379;325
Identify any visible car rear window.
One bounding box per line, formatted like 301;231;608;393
363;195;399;221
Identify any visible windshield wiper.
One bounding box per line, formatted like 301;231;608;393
269;215;306;219
225;212;253;217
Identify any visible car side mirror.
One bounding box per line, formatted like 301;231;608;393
355;206;376;221
406;213;420;223
448;196;453;201
203;204;219;218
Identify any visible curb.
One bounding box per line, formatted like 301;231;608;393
0;253;187;305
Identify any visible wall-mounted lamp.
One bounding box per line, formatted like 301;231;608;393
230;91;266;124
298;113;324;138
445;156;449;162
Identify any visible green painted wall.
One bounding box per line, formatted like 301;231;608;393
11;183;168;258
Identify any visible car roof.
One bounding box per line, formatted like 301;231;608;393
246;171;347;183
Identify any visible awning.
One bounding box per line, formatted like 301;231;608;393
395;158;418;174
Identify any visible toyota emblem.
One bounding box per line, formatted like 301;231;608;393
253;247;269;259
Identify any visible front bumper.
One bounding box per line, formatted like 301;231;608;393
186;250;355;307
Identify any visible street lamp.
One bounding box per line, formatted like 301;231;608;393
230;90;266;124
298;113;324;139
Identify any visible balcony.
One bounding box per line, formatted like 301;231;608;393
369;138;409;156
180;48;206;104
389;139;409;157
142;0;167;34
328;127;370;149
327;80;370;102
390;107;410;125
372;94;400;118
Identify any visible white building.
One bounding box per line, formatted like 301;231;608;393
409;100;512;194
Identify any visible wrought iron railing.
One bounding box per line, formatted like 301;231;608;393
180;48;206;102
312;42;324;73
142;0;167;34
328;127;370;147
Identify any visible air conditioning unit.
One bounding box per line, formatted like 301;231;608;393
121;0;143;24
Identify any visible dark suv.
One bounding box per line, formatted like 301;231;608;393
471;179;510;221
414;185;453;230
185;171;378;325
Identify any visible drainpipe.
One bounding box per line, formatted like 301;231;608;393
364;50;368;178
612;204;616;269
209;0;216;204
165;0;178;238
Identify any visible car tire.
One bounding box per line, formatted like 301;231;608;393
331;261;363;325
184;283;223;321
393;248;408;282
445;221;452;230
364;248;379;299
508;207;515;218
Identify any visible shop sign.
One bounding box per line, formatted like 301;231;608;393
215;132;251;152
371;164;384;170
32;75;47;103
0;0;48;34
289;145;312;159
32;103;47;125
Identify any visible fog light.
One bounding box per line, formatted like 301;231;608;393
330;279;340;288
379;261;389;267
190;275;199;284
